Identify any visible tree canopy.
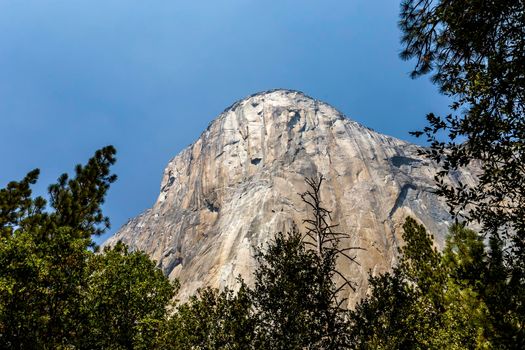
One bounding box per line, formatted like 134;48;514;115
400;0;525;267
400;1;525;346
0;147;178;349
350;218;493;349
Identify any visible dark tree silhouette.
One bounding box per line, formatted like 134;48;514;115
400;2;525;346
300;176;362;309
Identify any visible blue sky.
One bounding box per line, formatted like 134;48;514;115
0;1;450;244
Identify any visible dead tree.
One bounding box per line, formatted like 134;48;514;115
300;175;363;309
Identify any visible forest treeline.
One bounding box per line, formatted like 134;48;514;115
0;148;521;349
1;0;523;348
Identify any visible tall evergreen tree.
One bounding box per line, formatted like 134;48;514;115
0;147;178;349
250;176;355;349
399;1;525;345
0;146;117;349
349;218;493;349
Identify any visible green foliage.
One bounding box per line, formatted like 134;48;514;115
443;224;487;286
445;226;523;348
348;270;418;349
0;225;91;349
1;155;358;349
251;228;338;349
83;242;178;350
350;218;493;349
400;0;525;255
397;218;444;295
0;169;45;236
161;176;354;349
399;1;525;346
250;185;353;349
48;146;118;239
0;146;116;349
0;146;178;349
163;285;254;349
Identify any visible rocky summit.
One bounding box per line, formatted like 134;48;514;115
105;89;476;306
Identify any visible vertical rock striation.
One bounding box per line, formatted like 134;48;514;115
105;89;476;306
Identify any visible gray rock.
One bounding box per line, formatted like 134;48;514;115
105;89;476;306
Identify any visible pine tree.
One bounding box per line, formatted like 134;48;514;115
0;146;179;349
349;218;493;349
0;146;117;349
251;176;356;349
399;2;525;345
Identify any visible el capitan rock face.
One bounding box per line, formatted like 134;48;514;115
105;89;475;305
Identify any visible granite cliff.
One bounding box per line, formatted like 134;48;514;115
106;89;475;306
